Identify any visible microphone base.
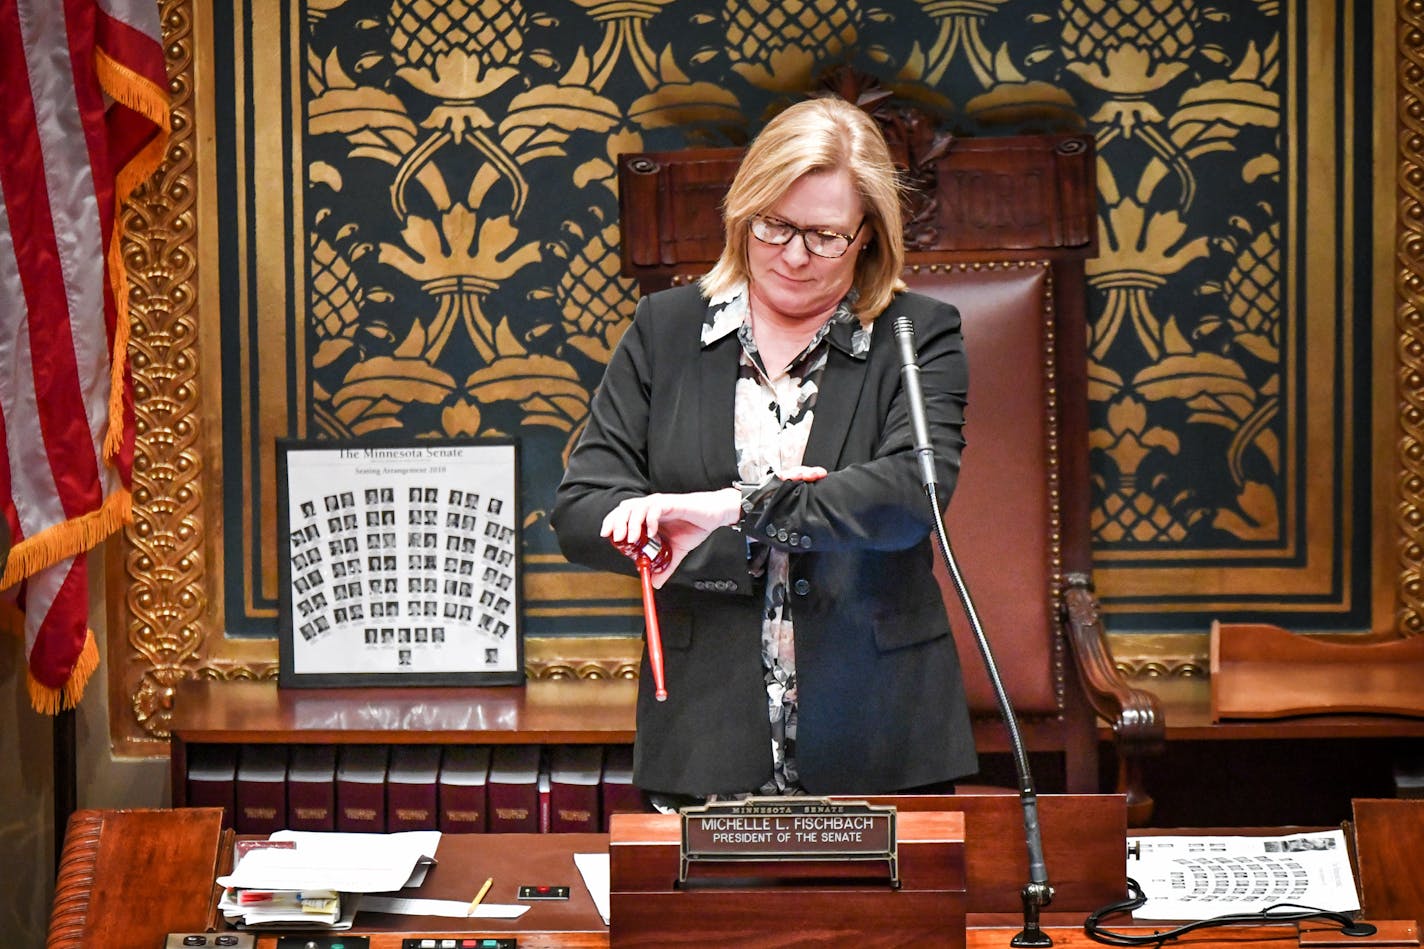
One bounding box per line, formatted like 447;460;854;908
1010;881;1055;948
1010;927;1054;948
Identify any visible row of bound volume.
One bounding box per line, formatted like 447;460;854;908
186;743;642;835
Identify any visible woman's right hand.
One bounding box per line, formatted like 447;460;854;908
601;488;742;587
601;466;827;588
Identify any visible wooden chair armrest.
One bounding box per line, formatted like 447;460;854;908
1062;573;1165;756
1063;573;1164;825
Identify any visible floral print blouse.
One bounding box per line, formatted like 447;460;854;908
701;282;874;795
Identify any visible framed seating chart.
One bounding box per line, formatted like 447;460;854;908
276;438;523;687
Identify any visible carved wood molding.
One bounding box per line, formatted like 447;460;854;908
1106;633;1210;681
45;810;103;947
1063;575;1165;756
524;636;641;680
1398;0;1424;636
108;0;208;754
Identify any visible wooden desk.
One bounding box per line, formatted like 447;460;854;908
969;920;1417;949
1106;677;1424;826
1147;677;1424;742
1352;799;1424;927
238;921;1418;949
279;830;611;949
50;806;1420;949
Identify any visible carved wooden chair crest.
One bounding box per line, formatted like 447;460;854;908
616;77;1165;823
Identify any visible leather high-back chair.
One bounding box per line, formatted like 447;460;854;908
615;99;1164;823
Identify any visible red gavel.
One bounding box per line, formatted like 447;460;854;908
613;533;670;702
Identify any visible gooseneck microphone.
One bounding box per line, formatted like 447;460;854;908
893;316;941;490
893;314;1055;948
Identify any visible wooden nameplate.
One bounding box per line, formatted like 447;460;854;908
1211;622;1424;721
609;808;965;948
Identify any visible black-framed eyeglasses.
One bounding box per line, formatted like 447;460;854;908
748;214;866;259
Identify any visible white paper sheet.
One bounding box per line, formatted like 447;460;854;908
574;851;611;925
217;830;442;893
1128;830;1361;920
358;896;530;919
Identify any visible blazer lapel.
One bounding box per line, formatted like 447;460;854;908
698;334;741;482
802;323;871;469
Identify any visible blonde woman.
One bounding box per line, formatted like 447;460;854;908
553;96;976;802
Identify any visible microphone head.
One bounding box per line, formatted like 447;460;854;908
892;315;915;339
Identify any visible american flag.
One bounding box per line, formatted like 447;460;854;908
0;0;168;712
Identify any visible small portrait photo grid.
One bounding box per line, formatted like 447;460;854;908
277;439;521;687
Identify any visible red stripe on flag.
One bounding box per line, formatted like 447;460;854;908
25;556;89;691
0;0;79;533
0;11;30;540
93;5;167;89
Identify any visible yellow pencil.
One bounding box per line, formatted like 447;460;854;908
468;876;493;915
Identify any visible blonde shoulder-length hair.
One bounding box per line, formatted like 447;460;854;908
699;96;906;320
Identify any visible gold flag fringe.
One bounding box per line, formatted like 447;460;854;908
0;489;131;591
0;601;97;714
93;47;171;463
26;632;100;714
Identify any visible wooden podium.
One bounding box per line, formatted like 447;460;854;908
47;808;229;949
1352;799;1424;928
609;809;965;948
607;794;1128;949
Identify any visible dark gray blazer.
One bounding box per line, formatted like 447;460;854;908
551;284;978;795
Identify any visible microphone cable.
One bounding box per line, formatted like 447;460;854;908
1083;878;1378;947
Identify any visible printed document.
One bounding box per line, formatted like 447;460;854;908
1128;830;1360;920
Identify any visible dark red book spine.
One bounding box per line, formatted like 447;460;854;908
548;745;603;833
438;780;488;833
600;744;641;832
550;778;599;833
487;746;541;833
336;779;385;833
438;746;490;834
336;746;389;833
185;745;237;829
286;745;336;832
234;746;287;835
600;780;644;832
387;779;438;832
487;782;539;833
287;778;335;831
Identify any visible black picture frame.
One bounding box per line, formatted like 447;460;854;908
276;436;524;688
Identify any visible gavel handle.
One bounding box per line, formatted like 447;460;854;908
635;556;668;702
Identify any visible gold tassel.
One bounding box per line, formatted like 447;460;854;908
25;631;100;714
94;47;170;464
0;490;131;590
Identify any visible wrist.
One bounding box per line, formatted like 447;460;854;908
719;486;742;527
732;476;780;533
